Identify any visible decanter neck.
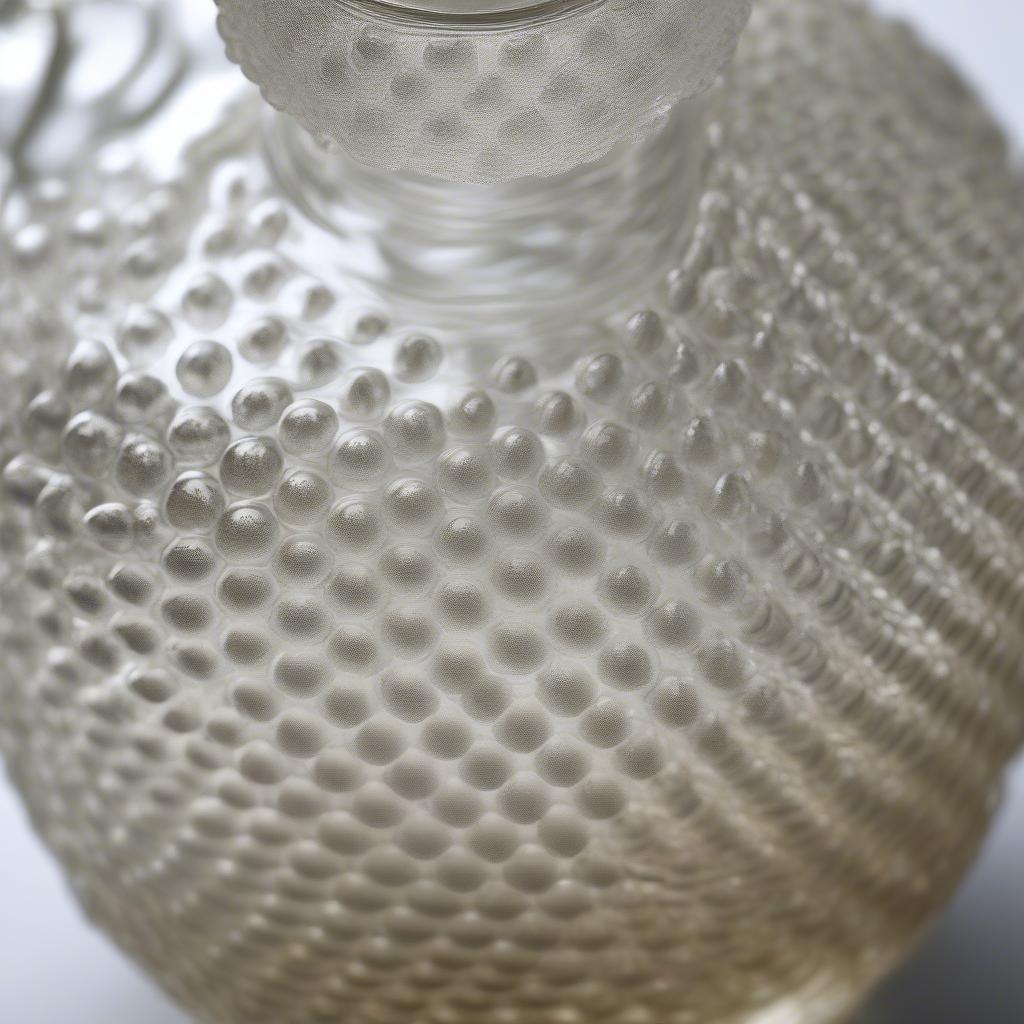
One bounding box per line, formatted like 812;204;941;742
265;99;707;334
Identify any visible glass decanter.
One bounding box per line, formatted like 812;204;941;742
1;1;1022;1022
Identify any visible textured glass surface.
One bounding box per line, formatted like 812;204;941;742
1;1;1023;1023
214;0;752;181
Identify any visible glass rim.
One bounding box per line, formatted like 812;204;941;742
327;0;604;29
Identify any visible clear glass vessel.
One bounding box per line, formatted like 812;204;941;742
1;1;1023;1022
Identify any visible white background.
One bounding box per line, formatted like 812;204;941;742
2;1;1023;1021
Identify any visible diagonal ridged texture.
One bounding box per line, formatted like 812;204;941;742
0;1;1023;1022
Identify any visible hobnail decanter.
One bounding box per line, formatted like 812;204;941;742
1;1;1023;1022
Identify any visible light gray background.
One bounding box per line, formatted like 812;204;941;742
1;1;1022;1021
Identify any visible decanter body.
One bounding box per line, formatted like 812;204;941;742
1;2;1023;1023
